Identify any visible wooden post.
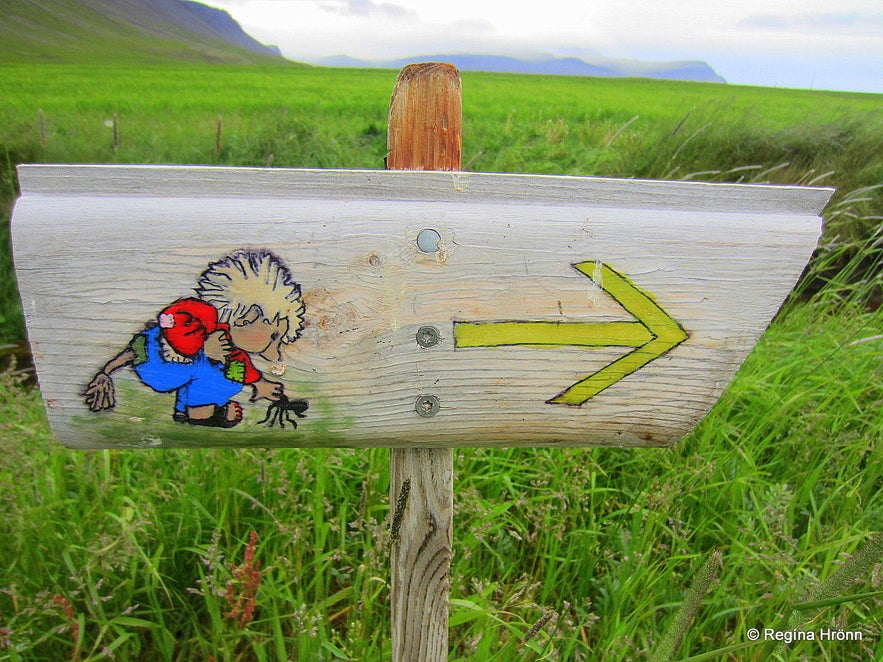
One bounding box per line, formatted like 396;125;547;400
215;114;223;157
387;62;461;662
38;109;46;150
387;63;462;171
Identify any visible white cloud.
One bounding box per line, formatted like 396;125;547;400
317;0;417;20
739;11;883;34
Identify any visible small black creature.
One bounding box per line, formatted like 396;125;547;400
258;394;308;428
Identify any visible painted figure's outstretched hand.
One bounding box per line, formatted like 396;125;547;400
84;372;116;411
84;347;135;412
251;376;284;402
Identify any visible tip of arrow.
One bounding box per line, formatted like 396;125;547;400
572;260;609;283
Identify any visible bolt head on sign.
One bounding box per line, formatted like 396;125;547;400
11;165;831;449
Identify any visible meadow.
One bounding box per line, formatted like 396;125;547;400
0;63;881;660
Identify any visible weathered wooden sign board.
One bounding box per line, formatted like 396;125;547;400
12;164;831;449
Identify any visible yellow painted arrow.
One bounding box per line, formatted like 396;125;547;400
453;262;688;405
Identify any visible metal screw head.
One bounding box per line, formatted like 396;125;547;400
416;326;441;348
417;228;441;253
415;394;440;417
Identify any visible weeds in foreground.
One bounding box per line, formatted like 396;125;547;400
222;531;262;629
651;550;722;662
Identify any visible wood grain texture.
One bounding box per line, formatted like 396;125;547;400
389;447;453;662
387;63;461;171
387;61;459;662
11;165;830;450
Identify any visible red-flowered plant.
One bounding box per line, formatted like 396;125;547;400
223;530;262;628
52;594;80;660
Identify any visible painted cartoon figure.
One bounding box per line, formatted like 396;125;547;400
84;250;308;428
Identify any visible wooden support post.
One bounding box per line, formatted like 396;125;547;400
387;62;461;662
389;448;454;660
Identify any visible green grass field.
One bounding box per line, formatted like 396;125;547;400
0;63;881;660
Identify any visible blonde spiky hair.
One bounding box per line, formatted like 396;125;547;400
196;250;305;343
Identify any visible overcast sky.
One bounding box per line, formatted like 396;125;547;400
207;0;881;93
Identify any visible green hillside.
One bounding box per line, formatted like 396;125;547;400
1;0;291;64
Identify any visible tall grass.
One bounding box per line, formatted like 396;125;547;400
0;63;880;660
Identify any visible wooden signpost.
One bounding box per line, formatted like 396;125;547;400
11;163;831;450
11;63;832;660
387;63;459;662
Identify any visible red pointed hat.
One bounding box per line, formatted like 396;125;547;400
157;298;219;358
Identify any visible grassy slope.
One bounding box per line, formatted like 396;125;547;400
0;63;880;659
1;0;288;64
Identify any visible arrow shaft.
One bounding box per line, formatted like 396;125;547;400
454;320;653;348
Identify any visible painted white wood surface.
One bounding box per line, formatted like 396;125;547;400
12;165;831;449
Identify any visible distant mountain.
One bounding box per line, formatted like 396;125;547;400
1;0;287;64
384;54;618;77
314;53;726;84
